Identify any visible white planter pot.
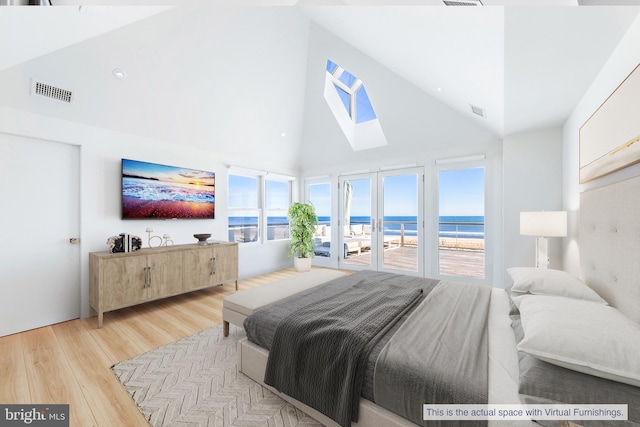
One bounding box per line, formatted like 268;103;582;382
294;256;312;272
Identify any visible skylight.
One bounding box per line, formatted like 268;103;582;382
324;59;387;151
326;60;377;125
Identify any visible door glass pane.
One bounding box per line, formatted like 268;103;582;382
309;182;331;257
438;168;485;279
382;173;418;272
343;178;371;267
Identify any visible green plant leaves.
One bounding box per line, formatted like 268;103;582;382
287;202;318;259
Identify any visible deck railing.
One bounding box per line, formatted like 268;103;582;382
229;219;485;250
379;219;485;249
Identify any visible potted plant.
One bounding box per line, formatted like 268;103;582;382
287;201;318;272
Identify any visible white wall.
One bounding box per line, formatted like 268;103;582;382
300;23;501;176
562;14;640;277
0;7;311;170
503;127;564;281
0;7;315;319
0;106;295;318
298;23;506;286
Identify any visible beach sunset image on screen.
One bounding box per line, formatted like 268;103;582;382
121;159;215;219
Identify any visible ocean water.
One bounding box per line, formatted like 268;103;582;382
123;177;214;203
229;215;485;239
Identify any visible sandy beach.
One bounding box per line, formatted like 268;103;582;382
122;197;214;219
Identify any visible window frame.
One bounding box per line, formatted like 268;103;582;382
265;177;292;242
228;167;294;244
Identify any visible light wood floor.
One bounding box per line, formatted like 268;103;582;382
0;262;484;427
345;245;485;279
0;268;305;427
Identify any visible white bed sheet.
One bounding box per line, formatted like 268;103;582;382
488;287;538;427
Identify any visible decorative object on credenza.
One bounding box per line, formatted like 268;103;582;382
146;228;173;248
107;233;142;253
193;233;212;245
580;63;640;183
146;227;162;248
520;211;567;269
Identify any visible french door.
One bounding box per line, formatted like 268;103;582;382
338;167;423;276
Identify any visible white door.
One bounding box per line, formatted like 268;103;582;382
378;168;423;276
0;134;80;337
339;174;375;271
338;168;423;276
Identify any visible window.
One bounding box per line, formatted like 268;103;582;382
228;170;293;243
308;181;331;257
228;175;260;243
438;167;485;279
324;59;387;151
326;59;377;125
265;179;290;241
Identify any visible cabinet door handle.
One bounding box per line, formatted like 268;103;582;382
211;257;217;275
147;266;152;288
210;257;214;275
143;266;148;288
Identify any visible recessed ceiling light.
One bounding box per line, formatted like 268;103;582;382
112;68;127;79
281;132;287;137
436;87;443;92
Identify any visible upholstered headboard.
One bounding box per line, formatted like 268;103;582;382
580;175;640;324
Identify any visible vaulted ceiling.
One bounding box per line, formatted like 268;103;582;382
0;3;638;147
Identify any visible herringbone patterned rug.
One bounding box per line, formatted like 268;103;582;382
111;324;323;427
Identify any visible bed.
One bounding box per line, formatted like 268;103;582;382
238;175;640;427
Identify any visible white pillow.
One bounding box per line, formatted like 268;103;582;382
507;267;607;306
518;295;640;387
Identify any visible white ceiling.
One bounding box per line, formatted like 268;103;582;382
0;6;172;71
504;6;640;134
300;5;639;136
0;3;638;139
299;6;505;135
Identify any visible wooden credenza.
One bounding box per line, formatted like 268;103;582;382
89;242;238;328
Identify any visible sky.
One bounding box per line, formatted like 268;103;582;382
123;159;215;186
438;167;485;217
229;175;289;210
307;167;484;219
230;167;484;219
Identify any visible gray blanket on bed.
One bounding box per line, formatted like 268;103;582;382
263;280;423;427
374;280;492;427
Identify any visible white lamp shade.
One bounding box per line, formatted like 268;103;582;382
520;211;567;237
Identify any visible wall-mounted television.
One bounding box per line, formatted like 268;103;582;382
121;159;215;219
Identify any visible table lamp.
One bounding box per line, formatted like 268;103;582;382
520;211;567;269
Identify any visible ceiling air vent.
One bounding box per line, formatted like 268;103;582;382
443;0;483;5
31;80;74;104
470;104;486;118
